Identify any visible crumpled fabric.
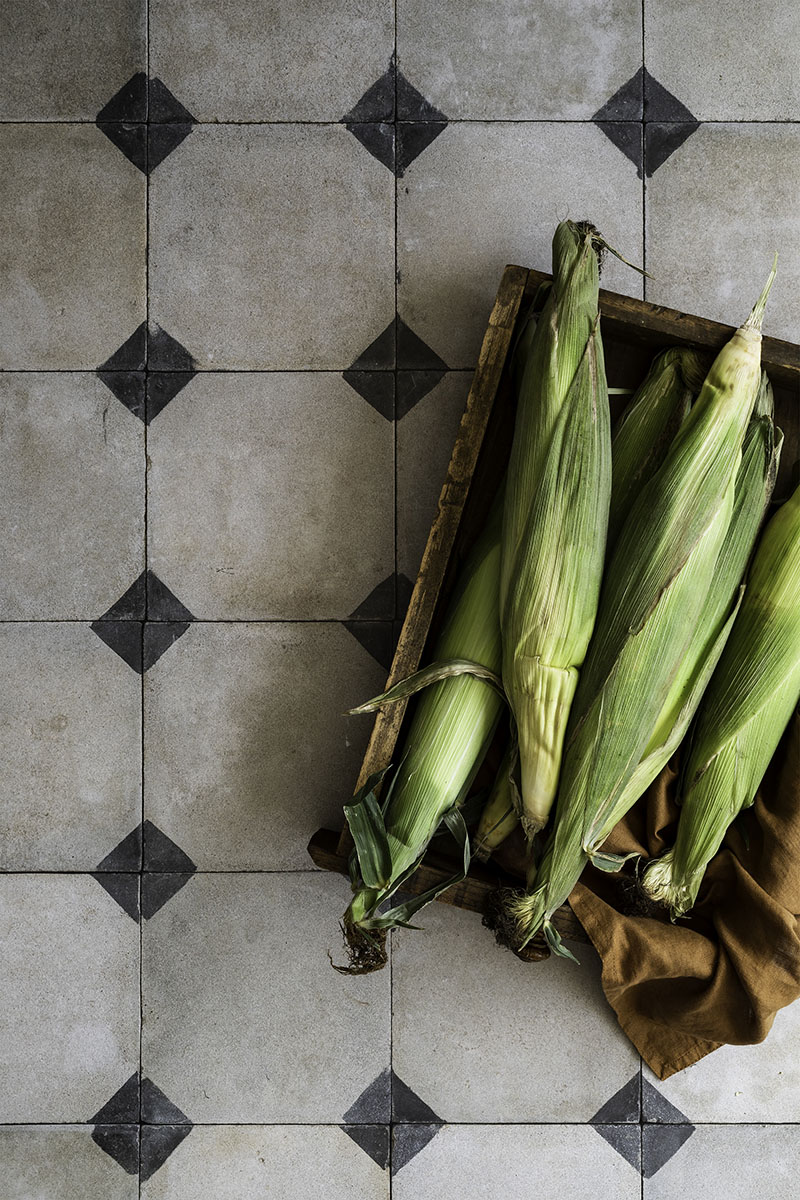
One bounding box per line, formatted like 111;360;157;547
568;709;800;1078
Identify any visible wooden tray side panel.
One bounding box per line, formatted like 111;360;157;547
335;265;529;857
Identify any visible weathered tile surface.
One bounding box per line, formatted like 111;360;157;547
644;1125;800;1198
0;1126;138;1200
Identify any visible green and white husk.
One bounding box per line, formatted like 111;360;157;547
473;744;519;861
607;346;707;553
500;220;612;839
643;476;800;917
492;261;777;956
339;506;504;973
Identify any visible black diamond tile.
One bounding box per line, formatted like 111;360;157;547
96;121;148;173
146;573;194;622
641;1077;691;1124
97;73;149;122
143;622;191;671
97;371;146;421
391;1124;442;1176
643;70;696;122
391;1071;441;1123
594;122;643;178
342;1125;390;1170
396;370;447;418
642;1123;695;1179
91;621;144;673
396;318;448;371
342;65;396;123
349;320;396;370
140;1077;192;1124
147;371;196;422
346;122;396;173
343;1068;392;1123
343;621;395;673
590;1073;641;1124
98;573;148;620
645;121;700;177
593;1125;641;1172
141;873;195;918
148;77;196;124
396;122;447;176
396;72;447;122
91;1125;140;1175
96;826;143;872
90;1073;140;1123
349;575;396;621
91;872;140;919
342;370;394;420
148;325;196;371
593;67;644;122
148;123;194;172
140;1125;192;1182
99;324;149;373
142;820;197;871
396;573;414;620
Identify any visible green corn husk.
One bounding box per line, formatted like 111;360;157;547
643;478;800;917
492;261;777;956
608;346;708;553
610;372;782;817
473;744;519;861
500;219;612;839
339;504;504;973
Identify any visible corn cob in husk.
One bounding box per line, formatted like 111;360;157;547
644;478;800;917
491;262;777;957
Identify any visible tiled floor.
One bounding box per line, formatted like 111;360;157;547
2;2;799;1196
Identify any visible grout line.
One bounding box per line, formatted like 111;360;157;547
0;869;346;876
639;1056;645;1195
0;617;399;625
390;1;398;1187
0;367;475;376
7;116;800;125
2;1119;781;1128
641;0;647;301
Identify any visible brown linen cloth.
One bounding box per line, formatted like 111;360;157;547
567;709;800;1079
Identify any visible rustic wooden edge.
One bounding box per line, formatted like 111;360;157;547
310;828;588;945
525;267;800;388
335;263;529;857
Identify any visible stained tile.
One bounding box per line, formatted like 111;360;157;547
0;125;145;369
149;126;394;369
0;0;145;120
143;623;385;869
0;1126;138;1199
150;0;392;121
646;124;800;342
0;374;144;619
147;373;393;619
142;873;390;1121
0;624;141;871
0;876;139;1121
641;999;800;1121
392;899;639;1121
646;0;800;119
643;1125;800;1196
398;122;643;368
397;0;641;119
397;372;471;580
391;1125;640;1196
140;1125;388;1198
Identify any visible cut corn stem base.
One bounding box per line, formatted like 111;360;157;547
334;911;388;975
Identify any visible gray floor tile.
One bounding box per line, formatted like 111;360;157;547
397;372;471;581
398;0;642;119
392;1124;641;1196
392;899;640;1122
150;0;393;121
142;872;390;1121
0;875;139;1121
0;624;141;871
147;373;393;619
646;0;800;120
646;124;800;343
141;1125;388;1198
644;1125;800;1197
0;0;145;120
0;125;145;369
397;122;644;369
0;374;144;619
0;1125;137;1199
143;622;385;869
642;999;800;1122
149;125;394;369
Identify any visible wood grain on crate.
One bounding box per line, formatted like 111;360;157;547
313;262;800;958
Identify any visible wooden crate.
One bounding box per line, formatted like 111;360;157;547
308;264;800;952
